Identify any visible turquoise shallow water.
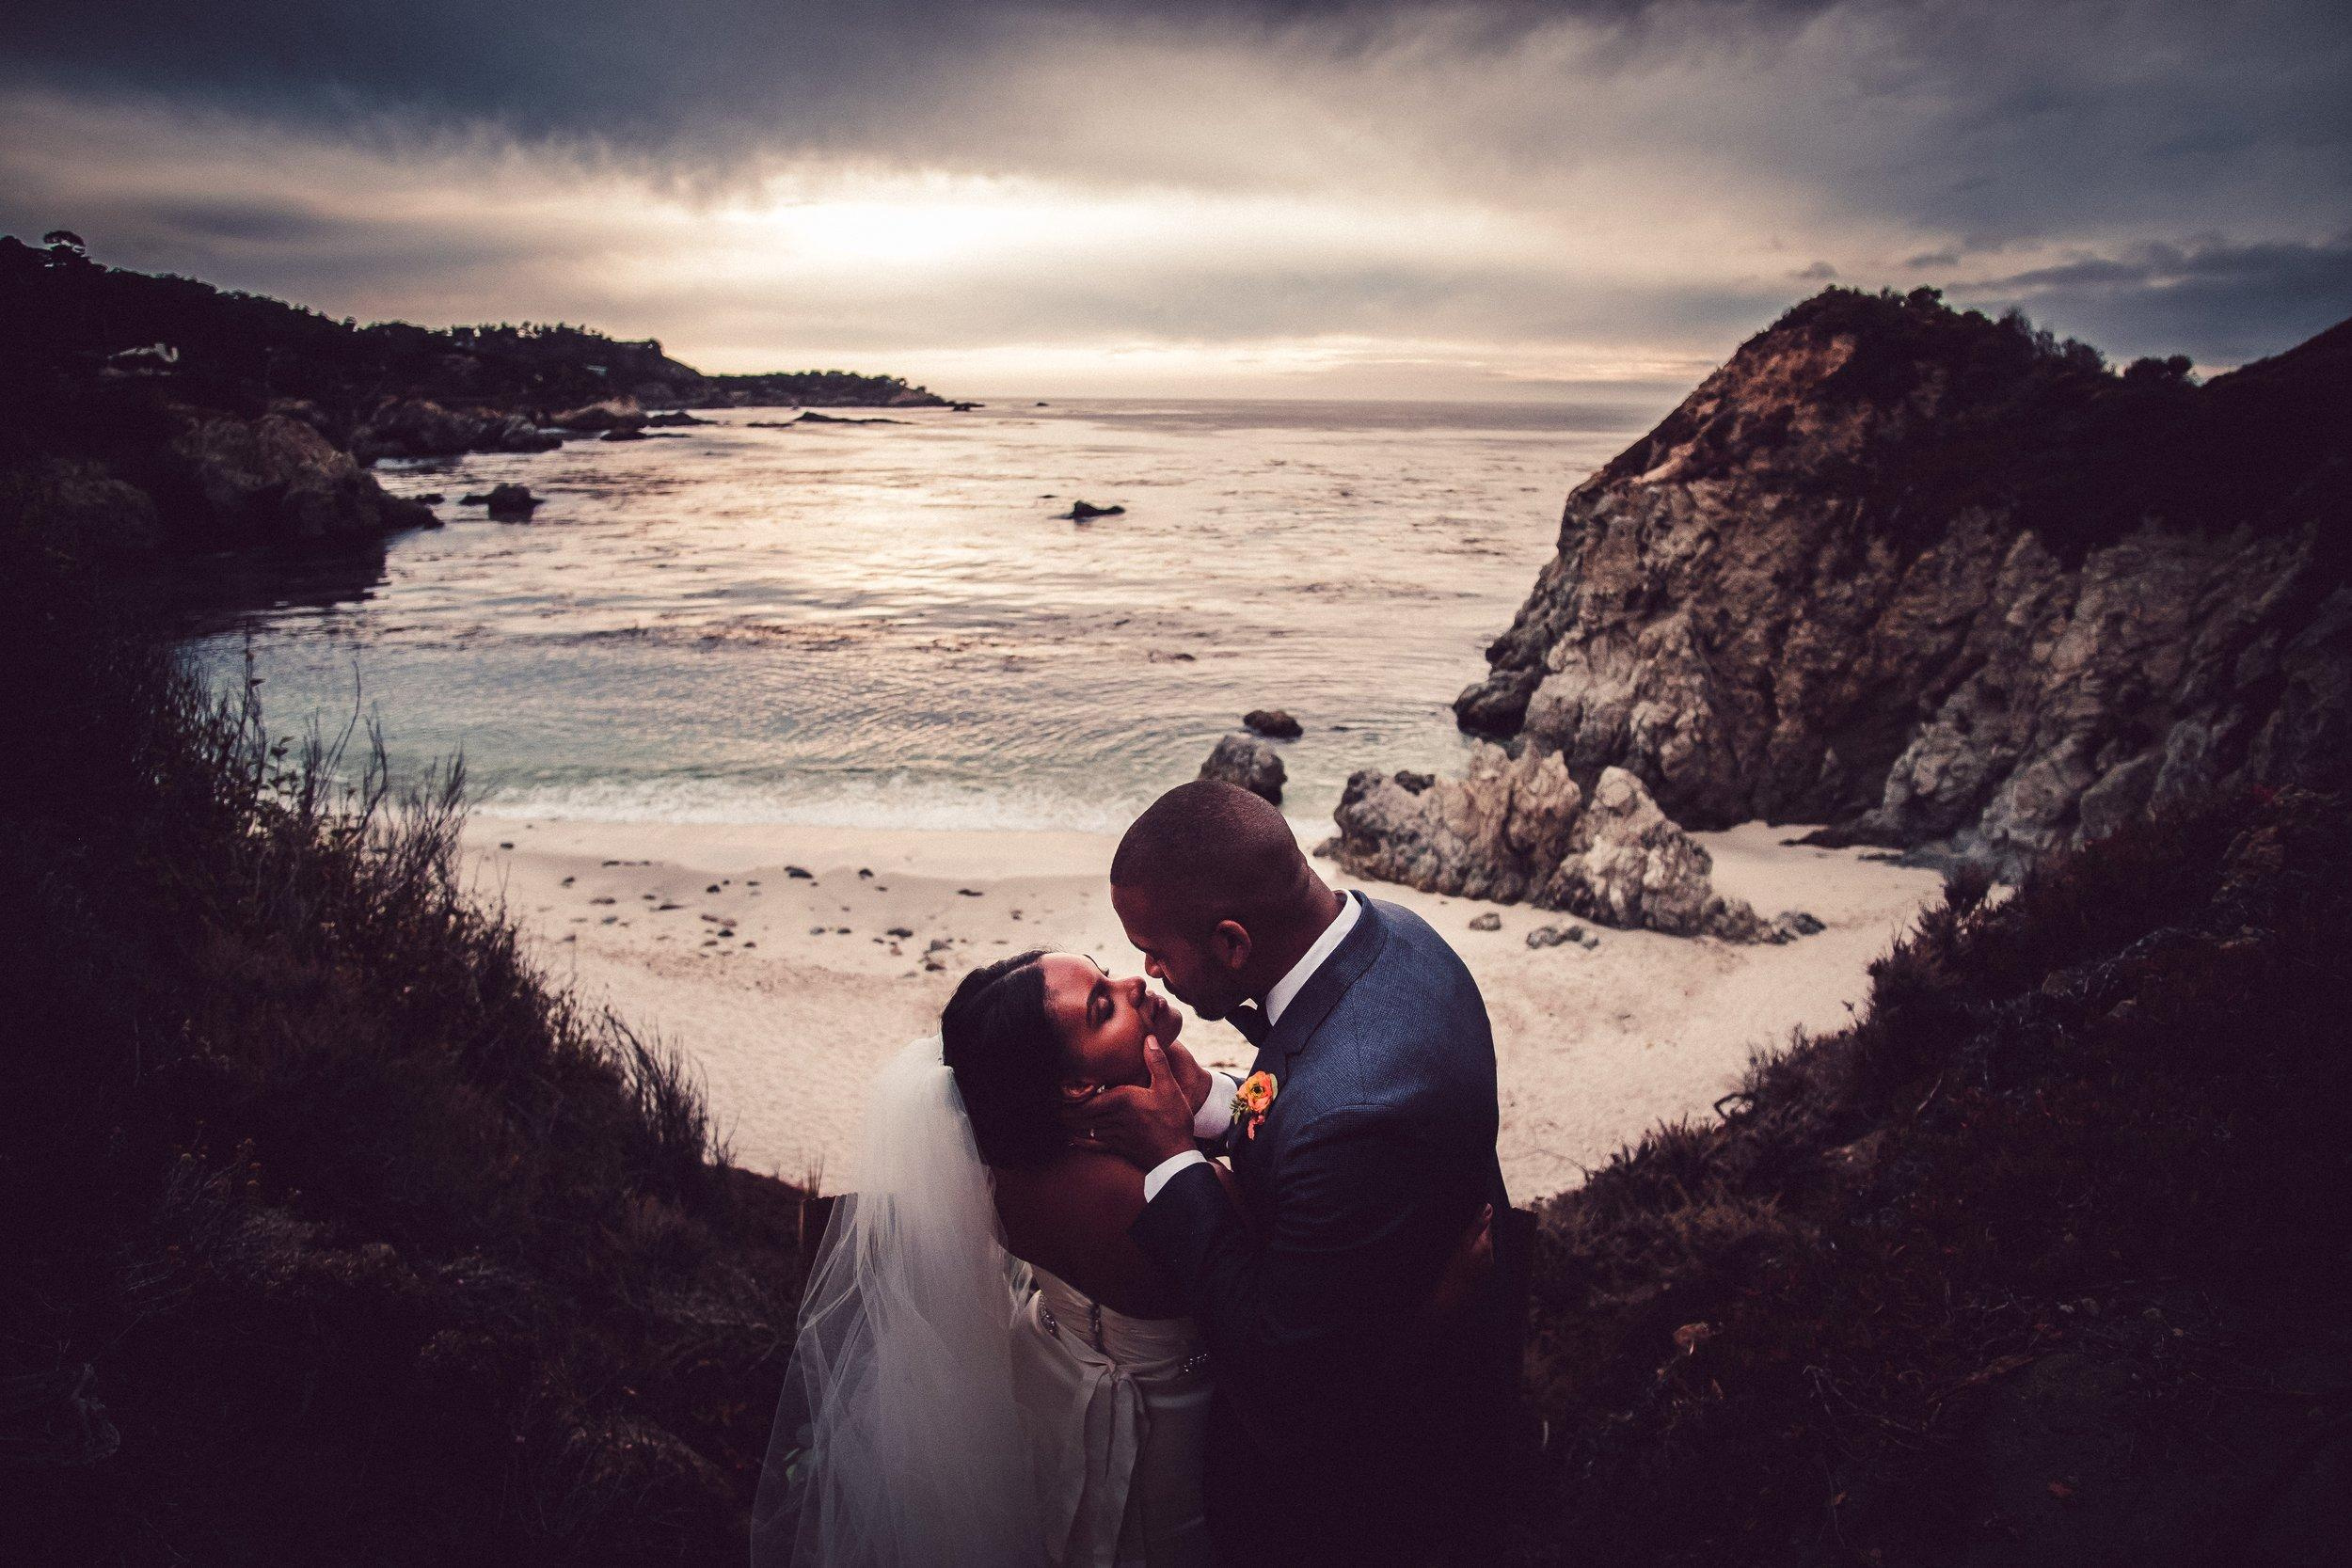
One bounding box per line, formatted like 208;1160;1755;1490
176;396;1663;833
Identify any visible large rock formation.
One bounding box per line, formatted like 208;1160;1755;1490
350;399;560;465
1327;751;1814;942
163;412;437;548
1444;289;2351;875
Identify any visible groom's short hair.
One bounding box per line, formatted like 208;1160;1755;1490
1112;780;1311;926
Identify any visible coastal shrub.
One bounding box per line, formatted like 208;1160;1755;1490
0;527;808;1565
1514;785;2352;1565
1613;283;2352;575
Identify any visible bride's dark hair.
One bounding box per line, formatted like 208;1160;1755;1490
940;949;1061;1169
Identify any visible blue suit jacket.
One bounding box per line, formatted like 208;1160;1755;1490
1130;892;1512;1532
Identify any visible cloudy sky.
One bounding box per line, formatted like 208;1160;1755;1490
4;0;2346;397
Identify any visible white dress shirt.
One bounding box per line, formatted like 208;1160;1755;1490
1140;892;1362;1203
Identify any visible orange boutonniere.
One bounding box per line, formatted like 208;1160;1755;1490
1232;1070;1279;1141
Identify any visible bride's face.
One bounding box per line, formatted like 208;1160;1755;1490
1034;953;1183;1090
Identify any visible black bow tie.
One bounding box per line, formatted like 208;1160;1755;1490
1228;1002;1271;1046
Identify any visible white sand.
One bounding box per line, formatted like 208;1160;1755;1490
460;816;1943;1202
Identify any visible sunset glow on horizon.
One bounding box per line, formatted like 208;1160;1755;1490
5;0;2345;396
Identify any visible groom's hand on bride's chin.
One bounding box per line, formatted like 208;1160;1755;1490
1161;1037;1213;1117
1057;1036;1199;1169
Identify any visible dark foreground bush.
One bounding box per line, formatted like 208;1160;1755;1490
1514;787;2352;1564
0;529;808;1565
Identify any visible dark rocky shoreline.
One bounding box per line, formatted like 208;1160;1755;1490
0;232;965;559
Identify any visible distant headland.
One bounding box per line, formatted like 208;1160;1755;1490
0;230;970;557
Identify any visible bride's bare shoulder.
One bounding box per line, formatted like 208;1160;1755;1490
994;1148;1145;1235
992;1150;1207;1317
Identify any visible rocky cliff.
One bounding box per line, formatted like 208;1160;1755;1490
1349;289;2350;890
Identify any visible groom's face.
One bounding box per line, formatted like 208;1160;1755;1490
1111;879;1248;1019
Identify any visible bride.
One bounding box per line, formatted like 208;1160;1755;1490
751;949;1228;1568
750;950;1488;1567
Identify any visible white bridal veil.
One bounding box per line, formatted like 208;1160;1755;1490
751;1036;1044;1567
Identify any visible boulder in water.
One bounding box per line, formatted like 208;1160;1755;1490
464;483;538;517
1200;735;1286;805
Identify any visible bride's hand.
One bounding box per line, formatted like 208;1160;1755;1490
1423;1202;1497;1321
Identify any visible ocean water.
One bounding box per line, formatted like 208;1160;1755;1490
176;397;1661;833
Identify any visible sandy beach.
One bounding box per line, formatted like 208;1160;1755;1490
461;814;1944;1201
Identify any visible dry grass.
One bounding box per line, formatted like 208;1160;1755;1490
0;528;809;1565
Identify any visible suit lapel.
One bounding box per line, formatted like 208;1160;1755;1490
1234;894;1391;1197
1231;898;1384;1202
1255;892;1387;1075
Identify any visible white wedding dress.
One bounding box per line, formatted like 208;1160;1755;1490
1012;1265;1213;1567
752;1037;1212;1568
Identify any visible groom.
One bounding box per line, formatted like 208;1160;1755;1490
1065;780;1516;1566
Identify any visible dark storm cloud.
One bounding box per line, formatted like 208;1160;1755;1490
0;0;1830;164
1953;234;2352;365
3;0;2344;385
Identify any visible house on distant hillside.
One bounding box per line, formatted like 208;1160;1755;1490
103;342;179;375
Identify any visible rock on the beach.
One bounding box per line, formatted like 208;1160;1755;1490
1555;768;1756;939
1243;709;1303;739
1330;752;1800;942
1328;743;1582;906
1057;500;1125;521
1467;911;1502;931
1200;734;1286;804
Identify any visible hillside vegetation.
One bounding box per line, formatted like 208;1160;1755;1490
2;230;947;434
1514;784;2352;1564
0;233;961;562
0;525;810;1565
1630;287;2352;567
